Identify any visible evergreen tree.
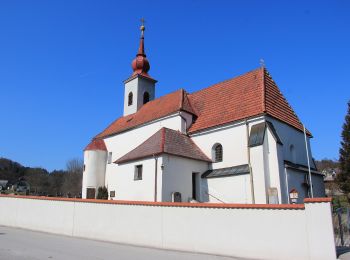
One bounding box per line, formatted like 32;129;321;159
337;100;350;199
96;186;108;200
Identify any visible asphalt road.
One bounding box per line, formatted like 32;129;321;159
0;226;245;260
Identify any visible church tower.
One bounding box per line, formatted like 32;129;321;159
123;20;157;116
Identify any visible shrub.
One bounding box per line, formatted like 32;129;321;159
96;186;108;200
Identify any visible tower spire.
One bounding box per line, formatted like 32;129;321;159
131;18;151;77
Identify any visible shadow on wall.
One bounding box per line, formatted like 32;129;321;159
200;178;210;202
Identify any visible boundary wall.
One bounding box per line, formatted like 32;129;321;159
0;195;336;260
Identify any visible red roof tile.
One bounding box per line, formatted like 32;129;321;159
188;68;310;135
115;127;211;164
95;89;196;139
95;67;311;140
84;139;107;151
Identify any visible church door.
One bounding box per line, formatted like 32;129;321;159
86;188;96;199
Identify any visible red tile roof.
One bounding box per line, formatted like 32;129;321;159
84;139;107;151
188;68;310;135
95;67;310;140
95;89;195;139
115;127;211;164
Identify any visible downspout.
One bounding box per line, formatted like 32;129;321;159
303;125;314;198
245;119;255;204
153;155;158;202
284;167;290;204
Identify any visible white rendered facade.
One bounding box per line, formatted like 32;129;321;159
82;27;325;203
83;110;325;203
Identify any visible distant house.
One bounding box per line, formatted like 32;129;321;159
11;178;30;193
323;168;343;196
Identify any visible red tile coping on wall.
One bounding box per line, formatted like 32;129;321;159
0;194;312;210
304;197;332;203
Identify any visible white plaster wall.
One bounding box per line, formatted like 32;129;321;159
161;155;208;202
305;201;336;260
123;76;155;116
287;169;325;203
0;198;75;236
0;196;336;260
250;145;267;203
312;174;326;197
267;116;314;167
110;157;163;201
82;150;107;199
179;111;194;132
190;118;264;170
104;113;183;193
265;128;284;203
203;174;252;203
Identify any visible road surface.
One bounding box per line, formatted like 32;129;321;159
0;225;245;260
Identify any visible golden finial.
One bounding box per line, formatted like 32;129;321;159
140;18;145;36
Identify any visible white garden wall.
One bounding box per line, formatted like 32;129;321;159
0;195;336;260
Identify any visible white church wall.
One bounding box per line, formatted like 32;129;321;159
203;174;252;203
103;113;182;192
0;195;336;260
277;144;289;203
123;76;155;116
190;117;265;170
311;174;326;197
250;144;268;203
109;157;163;201
265;128;284;203
287;169;326;203
161;155;208;202
179;111;194;132
267;116;314;167
82;150;107;199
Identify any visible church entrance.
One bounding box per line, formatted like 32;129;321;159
192;172;199;201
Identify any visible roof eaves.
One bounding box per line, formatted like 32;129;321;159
115;152;162;165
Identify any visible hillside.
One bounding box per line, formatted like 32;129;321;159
0;157;82;197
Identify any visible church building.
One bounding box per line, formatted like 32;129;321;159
82;23;325;204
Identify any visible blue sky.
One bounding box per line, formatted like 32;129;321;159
0;1;349;171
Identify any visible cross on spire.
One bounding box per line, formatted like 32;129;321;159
140;18;145;37
259;58;265;68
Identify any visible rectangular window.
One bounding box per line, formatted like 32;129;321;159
134;165;143;180
107;152;112;164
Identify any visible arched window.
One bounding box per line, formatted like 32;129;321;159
143;91;150;104
128;92;133;106
212;143;223;162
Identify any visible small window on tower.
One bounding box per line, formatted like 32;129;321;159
128;92;133;106
107;152;112;164
143;91;150;104
134;165;143;180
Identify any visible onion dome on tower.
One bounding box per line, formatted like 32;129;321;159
130;20;153;79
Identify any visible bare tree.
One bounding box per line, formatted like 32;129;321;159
62;158;83;197
66;158;84;174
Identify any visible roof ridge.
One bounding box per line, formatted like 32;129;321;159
262;67;266;112
189;67;262;96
